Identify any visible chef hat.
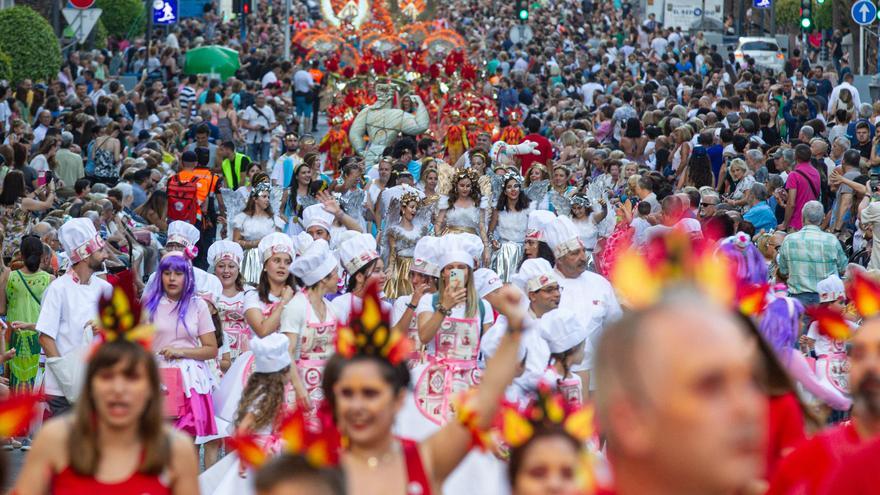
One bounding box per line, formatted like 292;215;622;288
337;232;379;274
543;216;583;258
818;274;846;303
59;217;106;264
512;258;558;293
412;236;442;278
251;333;292;373
303;204;335;232
258;232;295;264
290;231;313;256
167;221;200;248
438;233;484;269
540;309;588;354
525;210;556;241
291;239;338;286
474;268;503;298
207;240;244;268
332;229;360;251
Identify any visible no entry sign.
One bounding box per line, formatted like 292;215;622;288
69;0;96;9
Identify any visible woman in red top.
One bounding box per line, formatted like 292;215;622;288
14;331;199;494
321;283;526;495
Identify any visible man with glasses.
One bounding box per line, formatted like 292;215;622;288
699;191;720;220
768;314;880;494
544;215;621;396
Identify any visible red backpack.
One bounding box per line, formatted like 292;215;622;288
166;175;199;224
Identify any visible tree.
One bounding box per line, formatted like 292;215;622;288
95;0;146;39
0;6;62;83
815;0;833;30
774;0;801;29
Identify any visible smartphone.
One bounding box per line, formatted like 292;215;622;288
449;268;466;288
37;171;46;187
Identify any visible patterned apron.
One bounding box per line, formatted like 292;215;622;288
218;296;251;360
414;313;482;425
296;299;338;409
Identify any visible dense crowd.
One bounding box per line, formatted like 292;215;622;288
0;0;875;494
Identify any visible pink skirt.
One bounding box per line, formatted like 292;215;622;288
175;388;218;437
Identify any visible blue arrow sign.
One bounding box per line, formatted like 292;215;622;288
754;0;771;9
853;0;877;26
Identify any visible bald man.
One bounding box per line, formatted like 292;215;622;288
768;318;880;494
594;294;765;495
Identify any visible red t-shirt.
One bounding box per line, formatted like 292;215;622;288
784;163;820;230
519;133;553;174
822;436;880;494
765;393;806;479
766;421;863;495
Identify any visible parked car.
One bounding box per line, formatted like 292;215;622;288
732;37;786;73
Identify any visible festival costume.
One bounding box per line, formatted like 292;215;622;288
200;333;293;495
234;211;286;285
382;190;431;299
318;121;351;172
5;269;50;392
152;295;218;437
490;198;533;283
51;465;171;495
539;308;590;408
443;115;469;165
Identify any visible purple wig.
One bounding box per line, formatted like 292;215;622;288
719;233;768;285
758;297;804;359
143;253;197;334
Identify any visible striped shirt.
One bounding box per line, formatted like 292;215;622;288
179;85;197;119
777;225;847;295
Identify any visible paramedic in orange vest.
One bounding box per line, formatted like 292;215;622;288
177;149;224;269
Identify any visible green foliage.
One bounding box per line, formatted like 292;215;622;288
775;0;801;28
0;50;13;85
0;6;62;84
95;19;108;49
815;0;833;30
95;0;146;39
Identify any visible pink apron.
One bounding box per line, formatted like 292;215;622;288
296;299;337;409
406;307;426;368
218;296;251;360
414;313;482;425
239;301;296;404
546;366;582;408
817;345;850;395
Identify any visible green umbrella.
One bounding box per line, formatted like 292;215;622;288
184;45;240;81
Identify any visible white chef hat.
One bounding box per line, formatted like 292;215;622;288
525;210;556;241
337;232;379;274
167;221;200;248
474;268;503;298
207;240;244;268
59;217;105;264
291;239;338;286
818;274;846;303
303;204;335;232
512;258;558;293
412;236;442;278
251;333;292;373
540;309;588;354
292;231;314;256
258;232;295;264
438;233;484;269
543;215;583;258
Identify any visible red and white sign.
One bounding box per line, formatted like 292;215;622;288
69;0;96;9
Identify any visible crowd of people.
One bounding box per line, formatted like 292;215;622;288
0;0;874;494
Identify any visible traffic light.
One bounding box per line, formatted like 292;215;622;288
515;0;529;21
816;0;824;4
232;0;251;15
800;0;812;31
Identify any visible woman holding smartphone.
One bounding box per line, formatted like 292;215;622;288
412;233;494;426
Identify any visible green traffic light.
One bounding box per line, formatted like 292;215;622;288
800;17;811;28
518;9;528;20
816;0;824;4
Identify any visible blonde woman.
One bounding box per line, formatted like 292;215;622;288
670;125;693;177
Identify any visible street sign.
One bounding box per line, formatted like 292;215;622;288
62;7;102;44
69;0;95;9
153;0;178;25
508;24;533;45
753;0;771;9
852;0;877;26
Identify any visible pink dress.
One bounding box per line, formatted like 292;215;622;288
151;296;218;437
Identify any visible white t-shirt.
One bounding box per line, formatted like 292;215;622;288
280;292;337;335
331;293;393;327
36;273;112;396
243;105;276;144
807;320;855;357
